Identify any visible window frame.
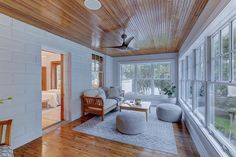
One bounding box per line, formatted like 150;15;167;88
119;60;174;96
179;17;236;156
91;54;104;88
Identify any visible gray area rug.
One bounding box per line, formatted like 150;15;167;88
73;107;177;154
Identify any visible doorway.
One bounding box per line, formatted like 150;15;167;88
41;50;64;129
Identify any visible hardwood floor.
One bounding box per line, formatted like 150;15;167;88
42;106;61;129
14;114;199;157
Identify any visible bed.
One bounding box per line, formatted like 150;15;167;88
42;90;61;108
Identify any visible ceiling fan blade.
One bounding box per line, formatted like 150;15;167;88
125;36;134;46
103;45;123;48
126;47;139;51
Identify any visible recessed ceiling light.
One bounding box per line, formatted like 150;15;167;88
84;0;101;10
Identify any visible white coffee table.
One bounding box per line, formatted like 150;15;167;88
119;101;151;121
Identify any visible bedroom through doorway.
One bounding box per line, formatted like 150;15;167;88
41;50;64;129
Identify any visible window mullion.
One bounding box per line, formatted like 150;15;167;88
134;64;137;95
192;49;197;112
151;64;154;95
206;36;212;127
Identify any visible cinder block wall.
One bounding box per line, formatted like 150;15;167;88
0;13;113;148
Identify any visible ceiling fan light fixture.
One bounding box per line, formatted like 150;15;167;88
84;0;101;10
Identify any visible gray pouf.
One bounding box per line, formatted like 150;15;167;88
156;103;182;122
116;112;146;135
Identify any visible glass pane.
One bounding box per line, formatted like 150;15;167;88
196;46;205;80
234;53;236;81
221;26;230;54
137;80;152;95
95;61;99;71
212;33;220;57
200;45;205;80
181;60;184;80
181;80;185;100
233;20;236;50
212;57;220;81
92;72;99;88
154;80;172;95
186;81;193;107
121;64;135;94
188;54;194;80
195;82;206;120
153;64;170;80
121;64;135;79
137;64;152;79
221;54;230;81
121;79;134;94
91;62;95;71
212;84;236;148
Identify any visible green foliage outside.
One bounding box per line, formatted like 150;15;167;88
215;116;236;138
121;63;172;95
0;97;13;104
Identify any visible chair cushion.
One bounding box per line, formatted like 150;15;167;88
104;99;117;110
0;145;14;157
84;89;99;97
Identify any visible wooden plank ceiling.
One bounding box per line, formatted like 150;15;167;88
0;0;208;57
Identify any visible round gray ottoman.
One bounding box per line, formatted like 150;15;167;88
116;112;146;135
156;103;182;122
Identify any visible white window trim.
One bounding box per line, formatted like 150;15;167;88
179;17;236;156
119;59;176;97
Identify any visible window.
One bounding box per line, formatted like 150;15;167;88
194;45;206;120
179;18;236;156
186;54;194;107
120;62;173;95
212;33;221;81
121;64;135;94
180;59;186;101
153;63;171;95
210;84;236;149
92;54;103;88
233;20;236;81
233;20;236;50
209;22;236;153
137;64;152;95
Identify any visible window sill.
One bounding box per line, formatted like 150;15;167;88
179;99;230;157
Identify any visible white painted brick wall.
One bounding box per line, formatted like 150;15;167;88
0;13;113;148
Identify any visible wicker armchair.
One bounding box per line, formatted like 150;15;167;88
0;119;14;157
81;95;117;121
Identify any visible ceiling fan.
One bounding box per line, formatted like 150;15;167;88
104;30;135;50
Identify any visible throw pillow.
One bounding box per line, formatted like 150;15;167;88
108;87;120;98
97;88;106;102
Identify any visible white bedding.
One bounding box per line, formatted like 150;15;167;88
42;90;61;108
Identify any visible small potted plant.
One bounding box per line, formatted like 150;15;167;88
135;98;142;106
162;83;176;104
0;97;13;104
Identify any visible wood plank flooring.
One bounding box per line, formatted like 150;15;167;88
42;106;61;129
14;114;199;157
